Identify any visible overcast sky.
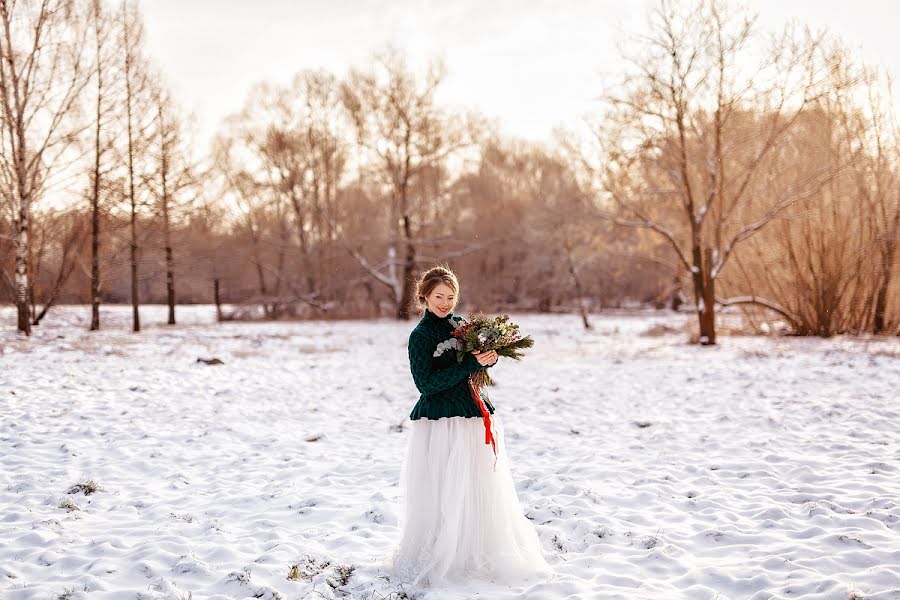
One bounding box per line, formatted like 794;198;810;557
139;0;900;154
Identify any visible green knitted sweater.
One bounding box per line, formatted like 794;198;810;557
407;308;496;420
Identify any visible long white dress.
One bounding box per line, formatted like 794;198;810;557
389;410;553;587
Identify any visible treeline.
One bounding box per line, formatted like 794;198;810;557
1;0;897;343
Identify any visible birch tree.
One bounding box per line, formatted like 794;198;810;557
0;0;90;335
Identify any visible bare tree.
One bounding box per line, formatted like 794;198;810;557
215;113;294;317
213;134;272;304
122;0;139;331
475;138;597;326
213;73;347;316
585;0;845;344
157;87;175;325
341;47;470;319
291;70;348;296
257;72;347;298
118;0;152;332
86;0;120;330
148;82;197;325
0;0;90;335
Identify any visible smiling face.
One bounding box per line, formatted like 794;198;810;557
425;283;457;317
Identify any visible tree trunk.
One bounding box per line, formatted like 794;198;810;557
564;241;591;329
124;3;140;333
160;120;175;325
692;246;716;345
90;170;101;331
90;0;103;332
387;241;399;301
130;212;139;332
165;245;175;324
287;188;316;294
397;214;415;320
214;278;222;322
33;255;78;326
27;229;36;325
14;209;30;335
270;217;288;318
872;265;893;334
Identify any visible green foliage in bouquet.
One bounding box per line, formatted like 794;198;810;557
451;313;534;386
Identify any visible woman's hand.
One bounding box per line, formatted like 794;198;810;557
472;349;498;366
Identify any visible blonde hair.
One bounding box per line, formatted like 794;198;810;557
414;264;460;312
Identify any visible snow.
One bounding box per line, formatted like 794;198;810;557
695;205;708;224
2;305;899;599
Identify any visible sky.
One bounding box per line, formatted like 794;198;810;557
139;0;900;156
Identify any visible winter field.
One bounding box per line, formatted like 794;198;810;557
1;305;898;600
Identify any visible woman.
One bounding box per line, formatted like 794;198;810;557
389;264;553;588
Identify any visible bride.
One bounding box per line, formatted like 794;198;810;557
389;264;553;588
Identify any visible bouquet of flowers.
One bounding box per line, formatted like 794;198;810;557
450;313;534;461
451;313;534;388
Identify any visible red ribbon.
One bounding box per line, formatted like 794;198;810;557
468;372;498;466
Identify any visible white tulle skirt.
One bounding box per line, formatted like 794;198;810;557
389;412;553;588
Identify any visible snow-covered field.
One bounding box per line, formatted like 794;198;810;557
1;304;898;600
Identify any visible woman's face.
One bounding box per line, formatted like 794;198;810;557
426;283;457;317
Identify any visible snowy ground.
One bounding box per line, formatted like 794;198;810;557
1;304;899;600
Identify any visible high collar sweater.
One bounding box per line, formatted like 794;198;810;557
407;308;496;421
